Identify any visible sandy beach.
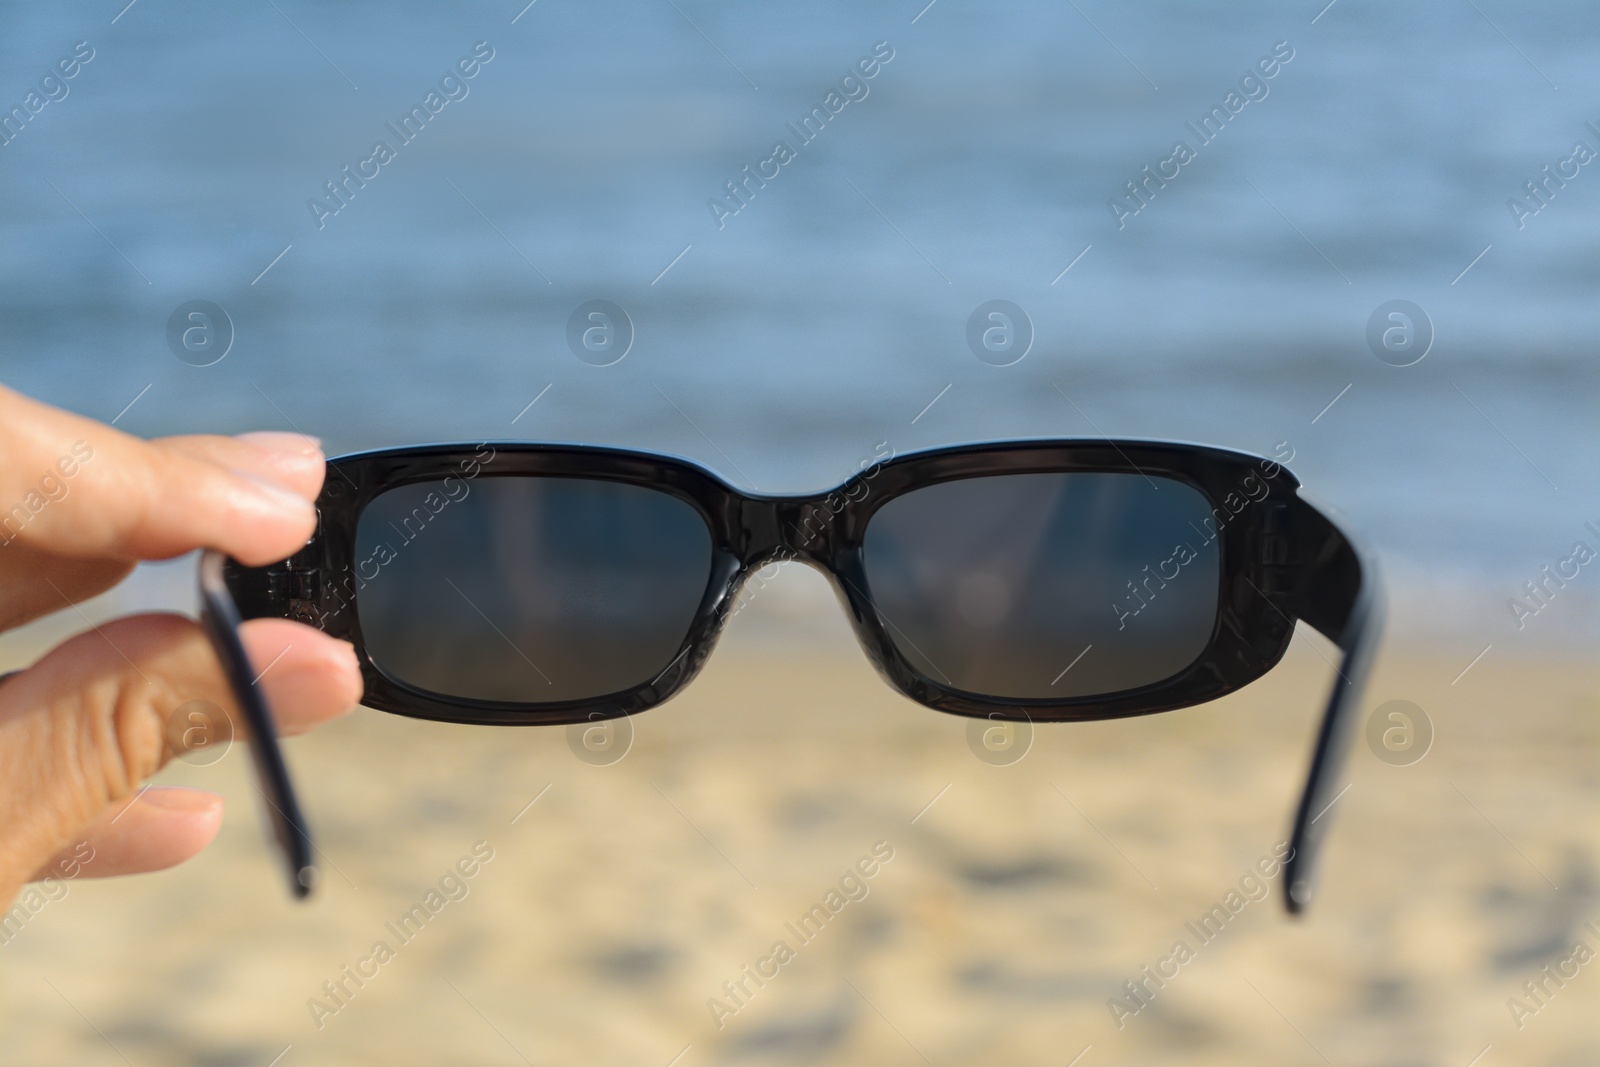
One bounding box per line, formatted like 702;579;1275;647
1;596;1595;1066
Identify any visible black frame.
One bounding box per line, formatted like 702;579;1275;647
198;552;315;898
204;438;1381;914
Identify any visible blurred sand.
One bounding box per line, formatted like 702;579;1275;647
0;611;1596;1066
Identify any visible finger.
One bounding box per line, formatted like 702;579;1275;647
0;430;325;631
155;432;325;501
28;786;223;882
232;617;363;737
0;613;360;900
0;544;132;631
0;385;319;566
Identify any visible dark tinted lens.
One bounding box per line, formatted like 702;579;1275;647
861;473;1220;699
355;477;713;703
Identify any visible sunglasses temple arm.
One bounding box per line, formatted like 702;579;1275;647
1280;495;1385;916
198;550;317;899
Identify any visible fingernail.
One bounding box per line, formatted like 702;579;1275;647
329;638;359;671
236;431;323;456
140;787;224;813
233;469;315;516
311;639;363;713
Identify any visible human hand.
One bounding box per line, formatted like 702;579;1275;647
0;384;361;907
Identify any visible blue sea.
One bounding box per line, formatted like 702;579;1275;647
1;0;1597;646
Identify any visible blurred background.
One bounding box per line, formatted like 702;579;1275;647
0;1;1595;1064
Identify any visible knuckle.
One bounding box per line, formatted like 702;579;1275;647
24;616;213;820
81;672;174;802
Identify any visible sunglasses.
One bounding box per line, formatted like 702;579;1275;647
200;438;1381;913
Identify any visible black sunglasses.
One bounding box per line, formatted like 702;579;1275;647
201;438;1381;913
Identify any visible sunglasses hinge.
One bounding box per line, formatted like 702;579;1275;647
1251;501;1301;599
1257;501;1295;562
266;564;320;602
264;559;336;631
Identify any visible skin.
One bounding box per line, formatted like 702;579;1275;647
0;384;362;907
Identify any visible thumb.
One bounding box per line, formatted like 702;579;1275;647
0;614;359;905
28;786;223;883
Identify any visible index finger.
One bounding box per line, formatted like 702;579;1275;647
0;385;319;566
